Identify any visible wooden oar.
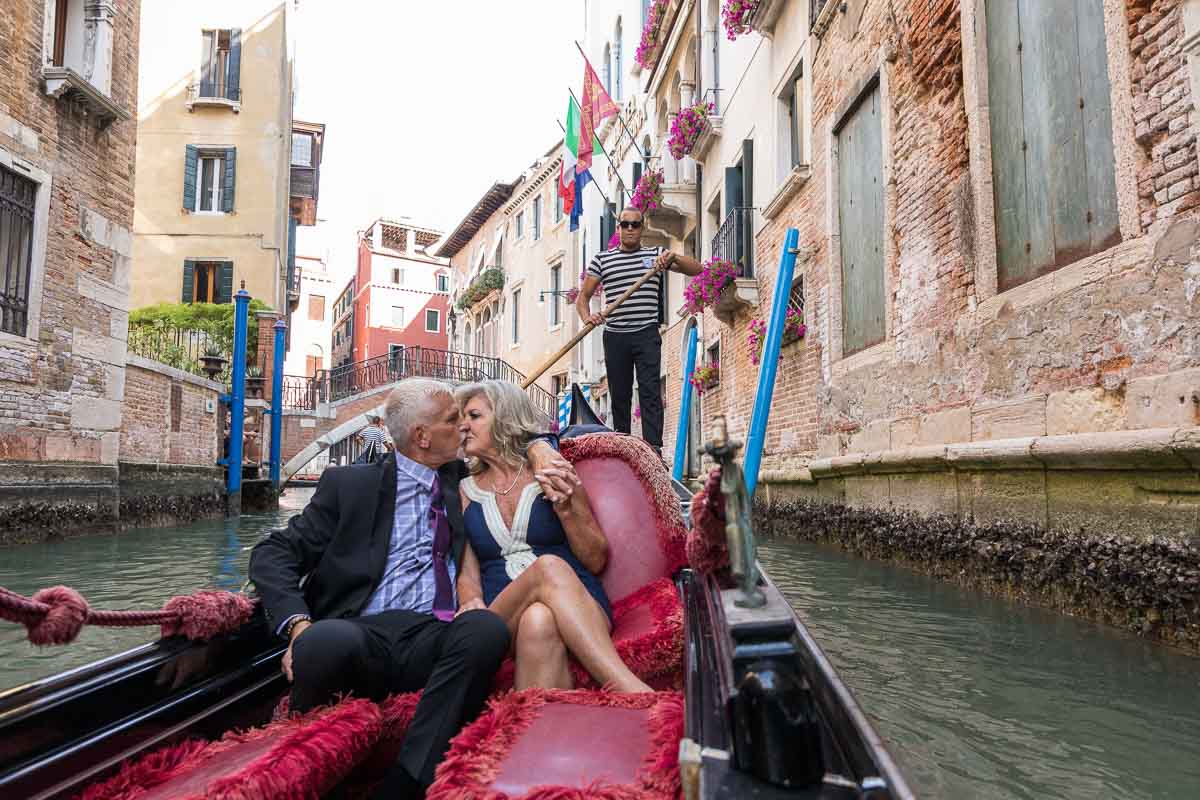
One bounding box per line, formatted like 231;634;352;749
521;259;665;389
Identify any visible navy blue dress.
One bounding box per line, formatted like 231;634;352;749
461;477;613;624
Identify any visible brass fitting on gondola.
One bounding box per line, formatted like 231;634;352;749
703;416;765;609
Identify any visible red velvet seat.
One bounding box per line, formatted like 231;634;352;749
492;434;689;691
427;689;684;800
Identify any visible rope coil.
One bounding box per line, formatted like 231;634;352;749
0;586;256;646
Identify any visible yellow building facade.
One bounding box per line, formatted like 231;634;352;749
132;2;294;312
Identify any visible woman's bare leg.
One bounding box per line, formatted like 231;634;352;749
490;556;651;692
513;603;574;690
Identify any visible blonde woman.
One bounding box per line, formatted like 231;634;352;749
454;380;651;693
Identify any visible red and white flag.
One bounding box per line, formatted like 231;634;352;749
578;58;619;173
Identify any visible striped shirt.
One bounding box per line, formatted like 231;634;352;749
359;425;389;451
587;246;664;333
360;453;458;617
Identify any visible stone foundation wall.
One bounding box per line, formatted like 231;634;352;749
756;498;1200;653
117;462;225;529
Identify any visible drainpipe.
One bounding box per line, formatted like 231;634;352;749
269;318;287;490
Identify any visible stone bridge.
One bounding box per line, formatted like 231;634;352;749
279;348;556;482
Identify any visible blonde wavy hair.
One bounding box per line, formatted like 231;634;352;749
454;380;546;472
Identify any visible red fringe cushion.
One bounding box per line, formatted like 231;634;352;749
491;577;684;692
560;435;688;575
686;468;730;575
427;689;684;800
76;698;383;800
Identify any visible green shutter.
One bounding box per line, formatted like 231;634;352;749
183;145;199;211
182;259;196;303
218;262;234;304
741;138;754;278
222;147;236;212
988;0;1119;291
838;81;885;355
227;28;242;100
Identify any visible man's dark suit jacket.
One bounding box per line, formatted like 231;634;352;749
249;454;472;636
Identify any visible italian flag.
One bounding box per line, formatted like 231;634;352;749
560;97;604;232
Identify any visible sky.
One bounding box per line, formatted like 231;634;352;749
290;1;583;277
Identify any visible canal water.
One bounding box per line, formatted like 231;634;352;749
0;491;1197;798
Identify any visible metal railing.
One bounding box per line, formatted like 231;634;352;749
711;206;754;278
283;346;557;420
0;165;35;338
127;323;231;381
188;83;242;103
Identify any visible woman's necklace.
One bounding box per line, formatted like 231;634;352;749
489;462;525;496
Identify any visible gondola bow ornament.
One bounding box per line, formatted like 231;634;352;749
703;415;765;608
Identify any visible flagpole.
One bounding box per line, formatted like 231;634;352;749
575;40;644;161
557;118;612;207
568;86;629;208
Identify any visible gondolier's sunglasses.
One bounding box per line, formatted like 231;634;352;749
618;220;643;230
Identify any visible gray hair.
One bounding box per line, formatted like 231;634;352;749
454;380;546;470
384;378;453;449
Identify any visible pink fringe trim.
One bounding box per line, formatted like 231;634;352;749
687;468;730;574
427;689;684;800
76;698;383;800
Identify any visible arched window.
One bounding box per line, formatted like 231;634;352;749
603;44;612;96
614;19;623;102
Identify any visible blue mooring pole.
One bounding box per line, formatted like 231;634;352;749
226;289;251;513
269;318;286;489
672;321;698;481
743;228;800;498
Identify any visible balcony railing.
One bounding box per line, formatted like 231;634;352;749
187;83;242;104
127;323;232;382
284;346;557;421
711;206;754;278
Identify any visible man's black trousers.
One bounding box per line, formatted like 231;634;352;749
603;324;663;450
289;608;510;791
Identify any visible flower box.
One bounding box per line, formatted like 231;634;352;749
692;114;722;161
713;278;758;326
683;258;738;316
689;364;720;395
667;102;714;161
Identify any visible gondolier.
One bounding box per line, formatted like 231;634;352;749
576;206;701;457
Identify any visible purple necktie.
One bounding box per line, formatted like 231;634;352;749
429;475;455;622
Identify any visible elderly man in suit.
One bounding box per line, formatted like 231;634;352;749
249;378;577;798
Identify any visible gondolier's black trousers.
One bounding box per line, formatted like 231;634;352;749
289;608;509;793
603;324;663;451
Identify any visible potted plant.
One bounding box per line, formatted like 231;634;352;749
721;0;761;40
747;308;806;365
667;102;714;160
199;344;228;380
245;365;265;399
690;362;720;395
683;258;738;316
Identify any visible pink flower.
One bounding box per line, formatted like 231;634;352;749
630;169;664;213
667;102;714;160
682;258;737;315
747;308;805;365
608;230;620;249
721;0;760;40
635;0;671;69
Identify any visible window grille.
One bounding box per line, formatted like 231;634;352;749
0;165;35;337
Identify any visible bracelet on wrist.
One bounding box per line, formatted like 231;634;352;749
286;615;311;640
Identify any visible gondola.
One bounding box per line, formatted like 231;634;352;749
0;385;912;799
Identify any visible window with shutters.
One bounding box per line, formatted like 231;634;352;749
779;62;805;171
198;29;241;101
184;147;236;214
308;294;324;321
0;164;38;338
41;0;120;111
985;1;1120;292
436;273;450;293
550;264;562;327
425;309;440;333
516;210;525;240
555;189;563;223
836;81;885;356
183;260;233;304
511;289;521;344
391;268;404;285
291;134;313;167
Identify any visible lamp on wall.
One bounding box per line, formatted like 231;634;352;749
537;290;575;304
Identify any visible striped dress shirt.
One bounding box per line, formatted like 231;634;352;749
360;453;458;617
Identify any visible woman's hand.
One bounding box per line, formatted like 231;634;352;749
527;443;581;504
455;598;486;617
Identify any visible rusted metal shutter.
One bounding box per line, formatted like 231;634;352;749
986;0;1119;292
837;81;885;355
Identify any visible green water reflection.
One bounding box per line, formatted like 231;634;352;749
757;536;1200;800
0;490;312;689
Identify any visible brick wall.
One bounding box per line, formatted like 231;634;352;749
120;359;220;467
673;0;1200;480
0;0;141;469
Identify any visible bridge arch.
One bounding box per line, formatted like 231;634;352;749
282;402;386;482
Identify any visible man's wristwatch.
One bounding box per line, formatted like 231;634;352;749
285;614;312;641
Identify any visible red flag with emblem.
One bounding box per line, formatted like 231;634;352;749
578;58;618;173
